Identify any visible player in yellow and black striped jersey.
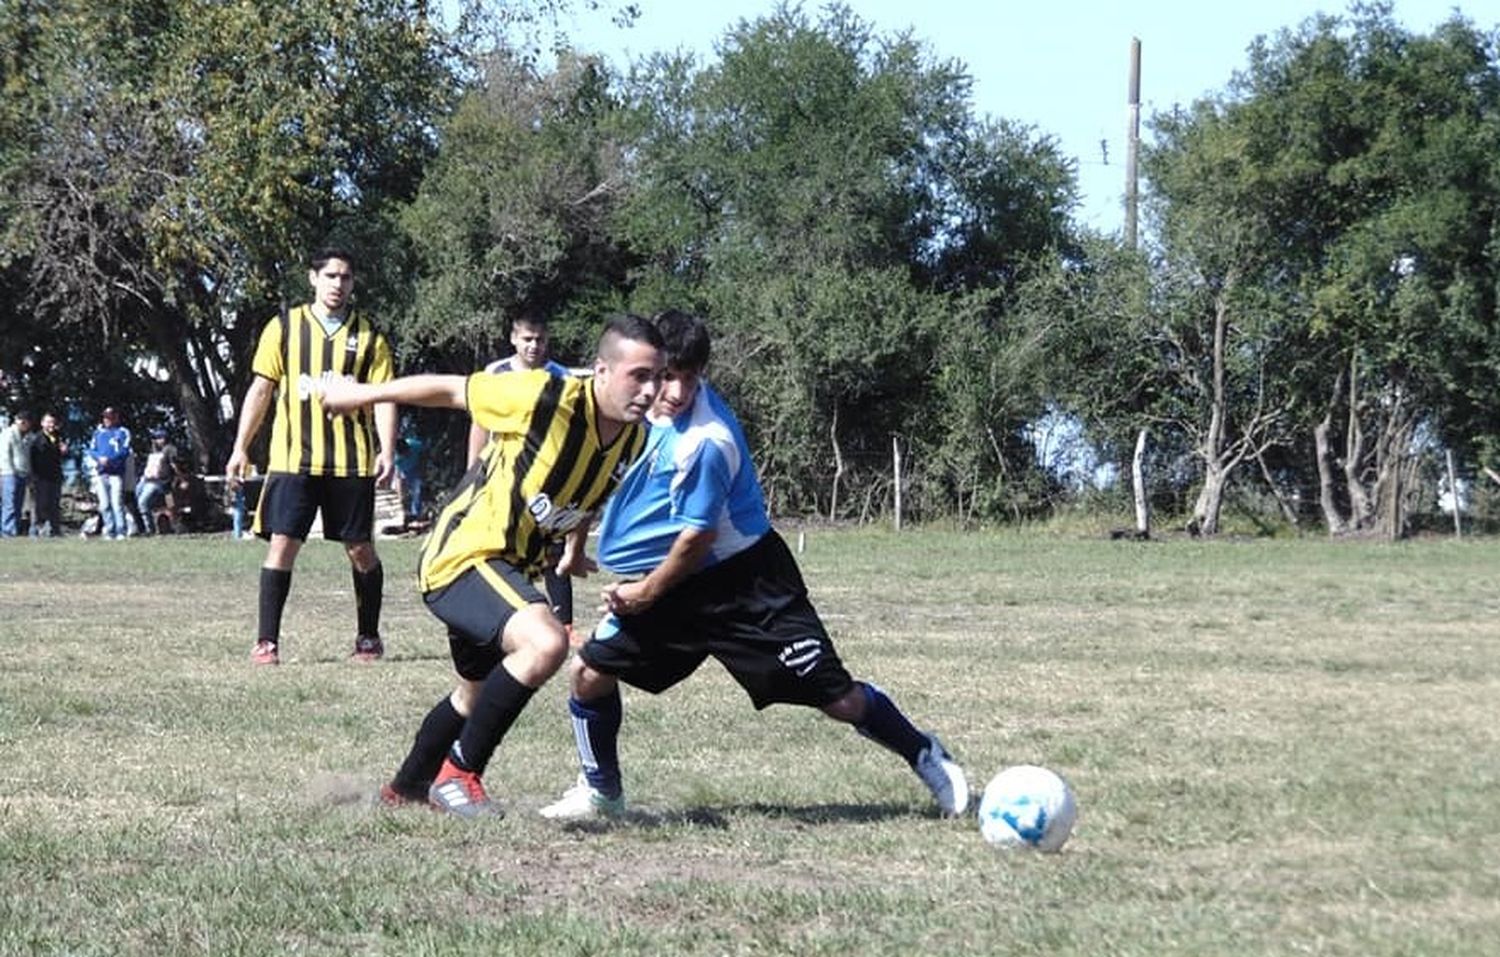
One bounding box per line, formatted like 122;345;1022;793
225;247;397;668
318;314;665;817
251;304;392;477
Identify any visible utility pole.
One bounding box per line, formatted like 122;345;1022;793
1125;37;1141;251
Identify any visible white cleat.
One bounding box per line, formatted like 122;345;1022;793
914;733;969;817
538;774;625;820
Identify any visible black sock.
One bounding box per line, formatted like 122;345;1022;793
352;561;383;636
449;665;536;777
393;696;465;797
257;568;293;641
853;682;928;765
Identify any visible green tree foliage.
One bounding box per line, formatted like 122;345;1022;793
1;0;460;467
613;4;1077;518
1090;3;1500;537
396;49;630;368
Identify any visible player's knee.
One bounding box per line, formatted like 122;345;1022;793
346;541;378;571
819;684;867;724
449;680;481;716
573;660;615;700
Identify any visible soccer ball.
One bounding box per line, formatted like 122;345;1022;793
977;765;1077;852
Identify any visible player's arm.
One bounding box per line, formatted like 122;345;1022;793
465;420;490;469
555;517;597;579
603;524;716;616
226;376;276;481
320;374;468;415
373;400;397;485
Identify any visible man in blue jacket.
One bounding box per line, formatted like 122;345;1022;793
90;407;132;540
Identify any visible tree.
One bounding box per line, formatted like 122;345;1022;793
1183;5;1500;537
396;48;632;367
612;4;1076;518
0;0;608;468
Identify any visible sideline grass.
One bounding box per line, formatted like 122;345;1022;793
2;530;1498;956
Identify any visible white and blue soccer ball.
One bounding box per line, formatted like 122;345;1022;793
977;765;1077;852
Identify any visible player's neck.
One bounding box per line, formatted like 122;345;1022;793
595;413;624;447
309;302;347;323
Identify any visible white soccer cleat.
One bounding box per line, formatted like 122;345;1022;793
538;774;625;820
914;733;969;817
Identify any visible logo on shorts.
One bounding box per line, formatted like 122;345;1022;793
778;638;823;677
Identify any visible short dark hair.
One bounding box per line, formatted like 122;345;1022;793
652;310;710;372
597;313;665;360
309;246;357;273
15;410;33;423
511;313;550;332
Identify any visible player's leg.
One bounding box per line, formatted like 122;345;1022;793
541;602;709;820
539;643;626;819
324;476;384;661
710;531;970;816
422;559;565;817
382;670;485;807
249;474;317;664
820;680;968;817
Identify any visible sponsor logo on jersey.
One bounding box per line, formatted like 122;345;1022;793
527;492;591;535
298;370;355;401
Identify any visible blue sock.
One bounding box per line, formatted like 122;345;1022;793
853;682;928;765
569;690;623;799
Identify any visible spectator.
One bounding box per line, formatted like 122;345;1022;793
0;410;32;537
90;407;132;540
27;412;67;537
136;428;181;534
393;432;425;525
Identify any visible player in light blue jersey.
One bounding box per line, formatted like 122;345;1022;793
466;313;579;635
539;310;968;821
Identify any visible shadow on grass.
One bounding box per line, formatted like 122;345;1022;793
560;800;917;834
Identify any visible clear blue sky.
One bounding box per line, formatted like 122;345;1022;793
550;0;1482;233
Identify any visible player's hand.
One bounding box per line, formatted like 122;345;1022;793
225;449;248;485
602;580;655;616
373;450;395;487
318;377;362;415
555;545;597;579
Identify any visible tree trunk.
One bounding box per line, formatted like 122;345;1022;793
828;406;843;522
1132;427;1150;537
141;301;230;473
1314;368;1348;535
1314;413;1347;535
1194;462;1229;536
1191;288;1234;536
1341;354;1373;529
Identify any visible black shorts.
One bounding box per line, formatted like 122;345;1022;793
253;473;375;543
423;558;547;681
580;531;854;710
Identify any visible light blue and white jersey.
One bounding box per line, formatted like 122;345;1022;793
597;381;770;576
484;356;572;377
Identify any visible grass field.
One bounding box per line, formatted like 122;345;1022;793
2;529;1498;956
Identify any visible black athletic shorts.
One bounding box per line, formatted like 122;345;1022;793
423;558;547;681
253;473;375;543
580;530;855;710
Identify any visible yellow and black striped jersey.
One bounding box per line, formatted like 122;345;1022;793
419;370;647;592
251;305;394;477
